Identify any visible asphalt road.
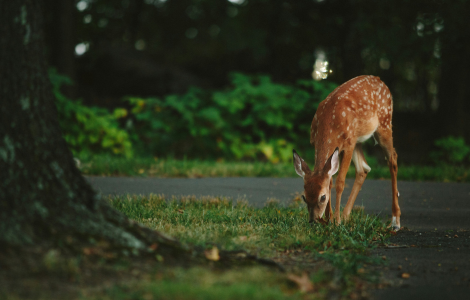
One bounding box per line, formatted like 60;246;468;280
86;176;470;299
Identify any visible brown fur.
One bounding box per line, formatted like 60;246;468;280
298;75;401;228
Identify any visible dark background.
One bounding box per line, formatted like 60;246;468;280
42;0;470;163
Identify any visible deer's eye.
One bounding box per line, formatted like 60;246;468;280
320;195;326;201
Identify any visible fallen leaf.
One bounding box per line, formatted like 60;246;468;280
287;272;314;293
239;236;247;241
155;254;164;262
177;209;184;214
382;255;387;260
103;252;117;259
401;273;410;279
204;247;220;261
454;235;459;238
83;247;100;256
149;243;158;251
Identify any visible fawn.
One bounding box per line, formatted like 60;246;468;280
293;75;400;230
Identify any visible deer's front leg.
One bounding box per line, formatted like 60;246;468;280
334;148;354;224
325;177;333;222
342;144;370;220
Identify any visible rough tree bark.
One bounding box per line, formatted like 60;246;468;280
0;0;182;254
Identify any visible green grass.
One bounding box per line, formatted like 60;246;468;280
79;155;292;178
109;195;390;255
79;154;470;182
3;195;391;299
101;194;392;298
82;267;299;300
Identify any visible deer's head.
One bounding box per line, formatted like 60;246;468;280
292;149;339;223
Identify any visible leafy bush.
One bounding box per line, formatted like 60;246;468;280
125;73;337;162
430;136;470;165
50;69;133;158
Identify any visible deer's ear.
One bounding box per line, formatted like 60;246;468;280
324;148;339;177
293;150;311;178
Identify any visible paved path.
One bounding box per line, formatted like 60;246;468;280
87;176;470;299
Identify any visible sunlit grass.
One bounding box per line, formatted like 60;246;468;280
107;194;391;298
80;155;470;182
80;155;293;178
110;195;390;256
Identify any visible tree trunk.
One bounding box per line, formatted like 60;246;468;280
0;0;182;254
128;0;145;45
338;1;364;82
0;1;287;273
44;0;77;98
437;3;470;140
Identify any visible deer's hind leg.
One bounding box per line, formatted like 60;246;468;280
342;143;370;221
374;128;400;230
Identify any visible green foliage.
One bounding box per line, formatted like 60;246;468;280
430;136;470;165
49;69;133;158
125;73;337;162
